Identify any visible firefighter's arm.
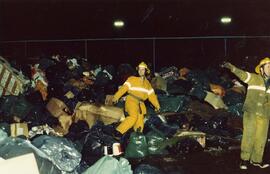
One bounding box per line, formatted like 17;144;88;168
221;62;250;83
113;82;129;103
148;88;160;111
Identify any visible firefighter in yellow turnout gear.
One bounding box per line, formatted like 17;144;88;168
113;62;160;135
222;57;270;170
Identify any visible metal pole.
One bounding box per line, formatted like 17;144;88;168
24;41;27;58
153;38;156;73
224;38;227;57
84;40;87;60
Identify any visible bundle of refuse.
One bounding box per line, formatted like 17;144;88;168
0;55;246;173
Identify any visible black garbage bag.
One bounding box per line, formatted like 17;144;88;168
146;130;168;155
38;57;56;71
77;87;95;102
167;137;204;156
65;120;90;141
190;114;231;137
186;70;210;91
0;95;16;122
0;95;33;122
134;164;164;174
47;83;65;99
227;103;244;117
223;90;244;117
81;123;117;165
206;135;237;149
209;115;228;130
205;68;234;89
95;71;112;87
188;85;207;100
167;79;192;95
65;120;90;152
165;113;190;130
103;65;116;78
24;104;59;128
0;131;61;174
90;85;106;103
45;63;66;83
223;90;245;106
144;115;179;137
159;66;179;84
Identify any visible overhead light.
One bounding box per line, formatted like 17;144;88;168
220;17;231;24
114;20;124;28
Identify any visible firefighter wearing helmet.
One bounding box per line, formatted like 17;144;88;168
112;61;160;139
222;57;270;170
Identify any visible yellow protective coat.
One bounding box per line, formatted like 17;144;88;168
113;76;160;134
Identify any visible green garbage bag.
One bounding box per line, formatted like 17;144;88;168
0;122;10;136
147;95;187;114
125;131;148;158
83;156;132;174
146;130;167;155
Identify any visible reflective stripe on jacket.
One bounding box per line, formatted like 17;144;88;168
113;76;160;110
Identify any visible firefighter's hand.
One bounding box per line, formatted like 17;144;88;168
220;61;232;69
112;97;118;104
155;107;160;114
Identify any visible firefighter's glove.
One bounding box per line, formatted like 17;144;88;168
155;107;161;114
112;97;118;104
220;61;232;69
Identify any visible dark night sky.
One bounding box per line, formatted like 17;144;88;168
1;0;270;41
1;0;270;69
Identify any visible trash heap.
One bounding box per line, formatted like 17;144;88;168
0;55;247;174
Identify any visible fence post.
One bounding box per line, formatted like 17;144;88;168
153;38;156;72
24;41;27;58
84;40;87;60
224;38;227;57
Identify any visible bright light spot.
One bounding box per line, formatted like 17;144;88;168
114;20;124;28
220;17;231;24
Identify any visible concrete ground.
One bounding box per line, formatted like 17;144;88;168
129;145;270;174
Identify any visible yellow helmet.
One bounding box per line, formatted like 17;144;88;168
137;61;150;74
255;57;270;74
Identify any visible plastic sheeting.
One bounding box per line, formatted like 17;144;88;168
0;130;61;174
32;135;81;172
82;156;132;174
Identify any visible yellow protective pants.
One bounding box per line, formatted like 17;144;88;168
116;96;146;134
241;112;270;163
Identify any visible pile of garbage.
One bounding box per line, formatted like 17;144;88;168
0;55;246;173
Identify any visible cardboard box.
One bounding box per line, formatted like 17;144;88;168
46;97;68;118
10;123;29;138
0;56;29;97
105;95;114;106
78;102;125;125
175;130;206;148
